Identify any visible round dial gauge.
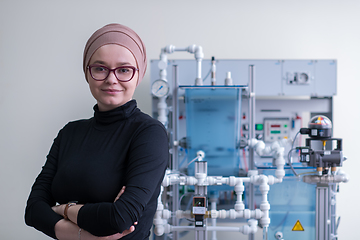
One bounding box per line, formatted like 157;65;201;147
151;79;169;97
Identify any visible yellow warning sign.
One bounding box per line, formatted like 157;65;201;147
292;220;304;231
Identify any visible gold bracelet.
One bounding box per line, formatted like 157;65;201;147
64;202;77;220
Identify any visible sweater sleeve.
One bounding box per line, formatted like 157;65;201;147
77;122;168;236
24;130;64;239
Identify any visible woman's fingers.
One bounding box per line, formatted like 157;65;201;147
114;186;126;202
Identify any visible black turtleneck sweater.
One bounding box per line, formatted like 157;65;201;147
25;100;169;239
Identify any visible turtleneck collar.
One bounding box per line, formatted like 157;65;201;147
93;100;138;125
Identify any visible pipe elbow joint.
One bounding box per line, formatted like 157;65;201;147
154;225;164;236
186;44;196;53
244;219;258;234
164;45;175;54
249;219;258;230
248;138;258;148
194;46;204;59
275;169;285;180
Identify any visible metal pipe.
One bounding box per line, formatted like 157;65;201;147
210;198;217;240
171;64;180;240
169;225;257;233
195;160;207;240
248;65;256;240
330;183;336;238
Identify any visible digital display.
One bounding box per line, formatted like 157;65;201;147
192;196;206;215
193;197;205;207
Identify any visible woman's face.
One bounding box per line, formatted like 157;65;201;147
87;44;138;112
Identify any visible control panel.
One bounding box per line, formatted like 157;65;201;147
263;118;290;142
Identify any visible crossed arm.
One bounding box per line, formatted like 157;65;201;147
25;122;168;239
51;187;136;240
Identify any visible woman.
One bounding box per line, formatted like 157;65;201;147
25;23;169;240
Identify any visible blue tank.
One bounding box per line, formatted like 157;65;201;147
185;87;241;177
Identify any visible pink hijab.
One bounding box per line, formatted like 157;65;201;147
83;23;147;86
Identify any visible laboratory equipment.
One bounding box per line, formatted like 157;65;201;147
298;115;343;173
150;45;348;240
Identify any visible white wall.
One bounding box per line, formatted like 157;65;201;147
0;0;359;239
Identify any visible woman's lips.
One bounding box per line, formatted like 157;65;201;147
102;89;122;94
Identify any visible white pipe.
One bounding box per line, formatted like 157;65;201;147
158;52;168;80
258;175;271;228
303;172;350;184
153;186;165;236
156;44;204;130
162;219;258;235
157;164;276;236
159;44;204;86
162;171;180;187
176;210;192;219
335;170;350;183
210;198;217;240
164;172;271;189
248;138;286;181
224;71;233;85
233;179;245;214
157;97;168;126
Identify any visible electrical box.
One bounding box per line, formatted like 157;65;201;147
150;59;337;97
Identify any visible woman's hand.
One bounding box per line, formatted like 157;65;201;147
110;186;138;238
52;203;82;224
52;204;66;217
98;225;136;239
114;186;125;202
55;220;136;240
53;186;137;239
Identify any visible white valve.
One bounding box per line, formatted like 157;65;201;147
275;231;283;240
196;150;205;160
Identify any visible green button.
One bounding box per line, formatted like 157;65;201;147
255;124;263;131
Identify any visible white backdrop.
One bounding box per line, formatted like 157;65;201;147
0;0;359;239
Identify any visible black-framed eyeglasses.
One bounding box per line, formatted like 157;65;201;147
87;65;138;82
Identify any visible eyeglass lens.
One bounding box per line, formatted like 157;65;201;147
90;65;135;81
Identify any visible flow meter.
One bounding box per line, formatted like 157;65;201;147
192;196;207;227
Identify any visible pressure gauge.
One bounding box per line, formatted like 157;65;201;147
151;79;169;97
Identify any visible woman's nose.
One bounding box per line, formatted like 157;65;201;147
105;71;118;84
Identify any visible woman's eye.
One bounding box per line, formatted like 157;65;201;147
94;66;106;72
117;68;131;74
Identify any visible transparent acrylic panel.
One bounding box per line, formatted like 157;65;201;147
185;88;241;177
263;169;316;240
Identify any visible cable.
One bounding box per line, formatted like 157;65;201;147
202;65;212;82
287;148;298;176
179;148;188;169
179;192;194;206
187;156;200;167
297;171;317;176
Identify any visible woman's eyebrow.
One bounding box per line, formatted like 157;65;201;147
91;60;106;65
91;60;134;66
117;62;133;66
